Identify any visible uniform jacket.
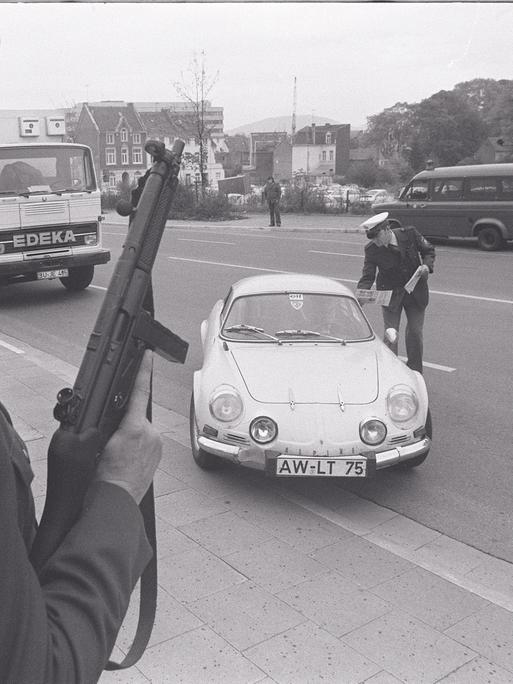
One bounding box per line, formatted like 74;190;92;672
357;226;435;310
263;180;281;202
0;409;152;684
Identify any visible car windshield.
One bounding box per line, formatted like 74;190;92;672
221;292;373;342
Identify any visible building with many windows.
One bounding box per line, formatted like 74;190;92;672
73;102;147;190
292;123;351;183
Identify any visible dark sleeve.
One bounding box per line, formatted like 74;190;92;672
0;418;152;684
357;248;377;290
412;227;435;268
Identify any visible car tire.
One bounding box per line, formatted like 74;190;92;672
190;395;222;470
477;226;505;251
399;409;432;469
60;265;94;291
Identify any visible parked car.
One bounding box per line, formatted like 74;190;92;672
361;188;392;204
190;273;432;478
324;185;361;208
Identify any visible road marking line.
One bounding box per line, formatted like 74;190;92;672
398;356;455;373
168;256;512;305
0;338;25;354
430;289;513;304
90;285;107;291
178;238;236;245
310;250;363;258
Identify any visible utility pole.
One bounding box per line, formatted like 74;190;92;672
291;76;297;142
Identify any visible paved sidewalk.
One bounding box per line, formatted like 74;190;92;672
104;210;369;235
1;333;513;683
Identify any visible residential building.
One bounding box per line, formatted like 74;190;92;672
0;109;68;144
216;135;250;178
138;108;226;189
292;124;350;183
133;101;224;138
74;101;147;190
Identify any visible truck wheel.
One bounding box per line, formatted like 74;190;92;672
477;226;505;251
190;395;221;470
60;265;94;291
399;409;432;469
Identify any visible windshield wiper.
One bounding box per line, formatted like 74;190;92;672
275;329;346;344
223;323;279;341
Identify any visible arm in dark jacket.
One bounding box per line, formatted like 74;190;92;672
357;246;378;290
411;227;435;272
0;417;151;684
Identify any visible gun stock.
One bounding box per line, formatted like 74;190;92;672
30;139;188;572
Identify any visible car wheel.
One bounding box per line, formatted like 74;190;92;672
189;395;221;470
60;265;94;291
399;409;432;469
477;226;505;251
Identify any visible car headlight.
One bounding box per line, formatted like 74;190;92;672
360;418;387;445
387;385;419;423
250;416;278;444
84;233;98;246
209;385;243;422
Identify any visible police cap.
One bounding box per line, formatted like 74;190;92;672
360;212;389;239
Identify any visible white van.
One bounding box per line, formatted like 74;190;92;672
0;143;110;289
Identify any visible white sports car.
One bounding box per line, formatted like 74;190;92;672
190;273;431;478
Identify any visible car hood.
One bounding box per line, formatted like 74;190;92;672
231;345;378;405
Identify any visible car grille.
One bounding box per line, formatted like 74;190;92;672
225;432;250;445
388;434;409;444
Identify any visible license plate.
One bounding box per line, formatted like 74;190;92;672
276;456;367;477
37;269;68;280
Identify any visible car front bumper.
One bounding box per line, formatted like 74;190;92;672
197;434;431;473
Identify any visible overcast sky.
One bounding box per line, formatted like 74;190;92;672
1;2;512;131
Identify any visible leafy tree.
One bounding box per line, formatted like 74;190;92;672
410;90;487;168
364;102;416;159
454;78;513;131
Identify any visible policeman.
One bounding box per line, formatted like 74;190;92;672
356;212;435;373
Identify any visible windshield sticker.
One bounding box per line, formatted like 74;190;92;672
289;293;304;310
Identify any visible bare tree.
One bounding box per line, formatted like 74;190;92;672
173;51;219;193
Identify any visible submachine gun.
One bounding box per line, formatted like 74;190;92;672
30;139;188;669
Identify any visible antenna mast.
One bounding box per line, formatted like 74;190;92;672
291;76;297;141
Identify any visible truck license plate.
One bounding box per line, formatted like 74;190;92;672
276;456;367;477
37;269;69;280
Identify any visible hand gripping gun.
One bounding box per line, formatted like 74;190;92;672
30;139;188;669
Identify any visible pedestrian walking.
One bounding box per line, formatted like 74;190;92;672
356;212;435;373
263;176;282;226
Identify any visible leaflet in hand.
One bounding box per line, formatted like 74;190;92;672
404;265;428;294
356;288;392;305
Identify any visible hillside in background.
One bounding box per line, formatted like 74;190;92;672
227;114;346;135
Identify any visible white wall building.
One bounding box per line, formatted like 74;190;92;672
0;109;68;144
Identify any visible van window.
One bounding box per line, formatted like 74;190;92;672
499;177;513;200
432;178;464;200
466;178;497;200
402;180;429;201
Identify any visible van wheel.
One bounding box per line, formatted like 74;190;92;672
477;226;505;251
60;265;94;290
190;395;221;470
398;409;432;469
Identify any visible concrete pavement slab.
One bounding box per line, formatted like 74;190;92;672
244;620;381;684
188;581;306;652
0;332;512;683
342;611;477;683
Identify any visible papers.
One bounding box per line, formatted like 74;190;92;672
404;265;429;294
355;288;392;306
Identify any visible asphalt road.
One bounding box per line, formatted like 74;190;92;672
0;217;511;562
